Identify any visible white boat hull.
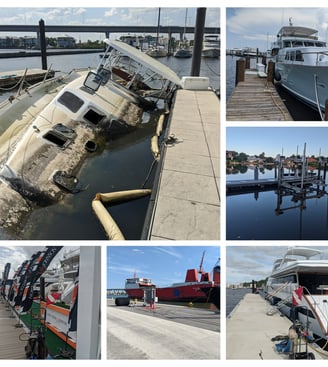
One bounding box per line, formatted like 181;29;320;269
276;63;328;111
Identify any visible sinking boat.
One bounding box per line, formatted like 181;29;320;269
0;39;181;234
271;19;328;117
266;247;328;350
125;252;220;308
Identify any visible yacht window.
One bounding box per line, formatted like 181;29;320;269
290;51;296;61
84;108;105;125
58;91;84;113
304;41;314;46
295;50;304;61
292;41;303;47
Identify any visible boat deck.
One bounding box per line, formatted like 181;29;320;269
0;301;27;359
146;89;220;240
227;70;293;121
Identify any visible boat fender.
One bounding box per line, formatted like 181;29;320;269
274;69;281;81
156;114;165;136
151;135;160;160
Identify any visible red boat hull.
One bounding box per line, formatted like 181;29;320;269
126;282;215;303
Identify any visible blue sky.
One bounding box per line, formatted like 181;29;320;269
227;127;328;158
107;245;220;289
226;8;328;52
0;7;220;42
227;246;328;285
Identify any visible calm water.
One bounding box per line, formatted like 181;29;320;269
227;168;328;240
226;55;321;121
226;288;252;317
0;52;219;240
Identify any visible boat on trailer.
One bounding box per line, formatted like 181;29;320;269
271;19;328;118
266;246;328;352
0;39;181;235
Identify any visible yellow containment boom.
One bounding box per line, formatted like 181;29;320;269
92;189;152;240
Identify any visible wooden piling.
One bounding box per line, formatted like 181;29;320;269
235;59;245;86
267;61;274;83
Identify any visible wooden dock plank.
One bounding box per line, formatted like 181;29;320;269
227;72;293;121
0;301;27;359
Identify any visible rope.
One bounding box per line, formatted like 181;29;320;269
314;74;324;121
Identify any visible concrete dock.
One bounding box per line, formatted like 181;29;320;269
226;293;323;360
146;89;220;240
0;301;27;359
107;299;220;359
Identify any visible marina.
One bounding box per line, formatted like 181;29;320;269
226;58;293;121
0;37;218;238
226;293;324;360
0;246;101;359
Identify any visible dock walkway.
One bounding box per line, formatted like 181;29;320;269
146;89;220;240
226;293;323;360
0;301;27;359
107;300;220;359
226;71;293;121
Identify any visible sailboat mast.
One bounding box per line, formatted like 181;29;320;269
156;8;161;46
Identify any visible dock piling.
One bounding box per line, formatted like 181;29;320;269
235;59;245;86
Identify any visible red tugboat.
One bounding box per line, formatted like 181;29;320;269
124;251;220;308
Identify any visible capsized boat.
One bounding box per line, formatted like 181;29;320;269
266;246;328;350
271;19;328;116
125;252;220;308
0;39;181;233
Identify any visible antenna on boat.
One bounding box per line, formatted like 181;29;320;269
199;251;205;274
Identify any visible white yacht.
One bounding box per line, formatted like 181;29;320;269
271;20;328;116
202;35;220;58
266;247;328;348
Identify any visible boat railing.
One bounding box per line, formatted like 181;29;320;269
302;286;328;326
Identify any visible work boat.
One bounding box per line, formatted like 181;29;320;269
0;39;181;233
125;252;220;308
271;22;328;117
266;247;328;349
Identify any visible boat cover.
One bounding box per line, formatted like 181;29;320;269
105;39;182;87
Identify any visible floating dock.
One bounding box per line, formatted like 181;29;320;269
226;60;293;121
226;293;323;360
144;89;220;240
107;299;220;359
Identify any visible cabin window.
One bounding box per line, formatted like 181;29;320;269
295;50;304;61
43;130;70;148
84;108;106;125
292;41;303;47
58;91;84;113
304;41;315;46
